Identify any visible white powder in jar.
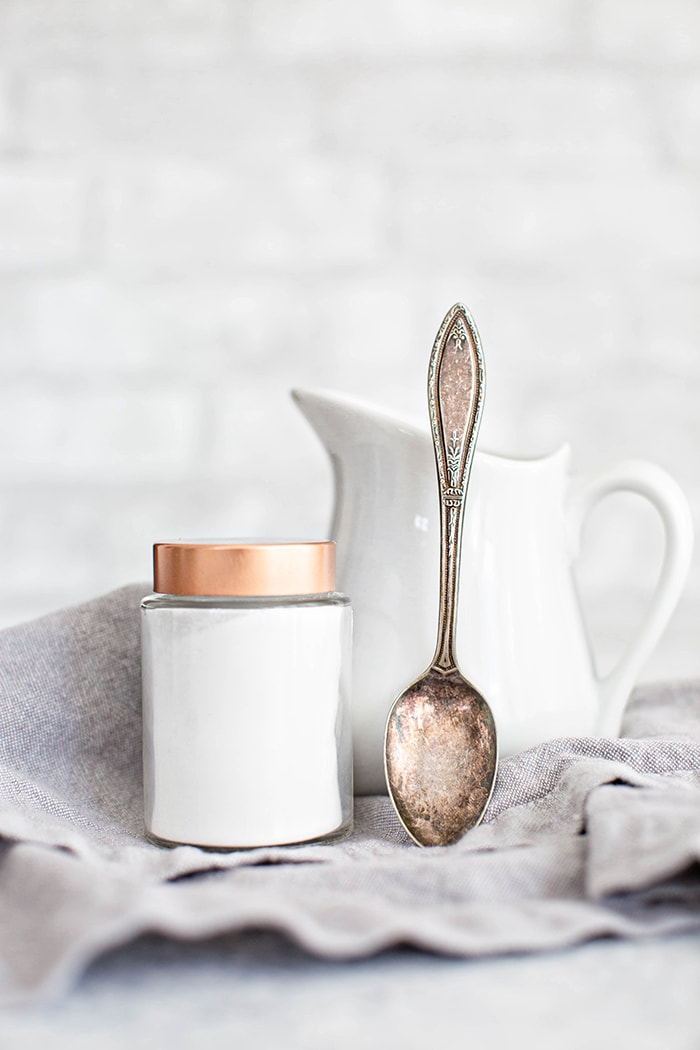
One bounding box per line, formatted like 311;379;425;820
142;599;352;848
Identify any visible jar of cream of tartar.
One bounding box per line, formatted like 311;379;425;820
141;540;352;849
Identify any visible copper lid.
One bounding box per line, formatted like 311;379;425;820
153;541;336;597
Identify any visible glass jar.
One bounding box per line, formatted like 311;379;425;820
141;541;352;849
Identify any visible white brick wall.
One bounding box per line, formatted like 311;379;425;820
247;0;577;58
589;0;700;62
103;159;389;276
0;0;697;683
0;166;87;269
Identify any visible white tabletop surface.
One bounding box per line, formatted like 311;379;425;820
1;929;698;1048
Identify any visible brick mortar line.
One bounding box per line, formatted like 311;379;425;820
1;53;700;75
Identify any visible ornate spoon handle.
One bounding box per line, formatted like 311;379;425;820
427;303;485;674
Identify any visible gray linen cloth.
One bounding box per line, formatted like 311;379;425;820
0;584;698;1005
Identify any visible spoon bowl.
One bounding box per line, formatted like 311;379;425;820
385;670;497;846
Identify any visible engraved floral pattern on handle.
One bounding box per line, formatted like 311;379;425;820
446;430;462;488
451;317;468;352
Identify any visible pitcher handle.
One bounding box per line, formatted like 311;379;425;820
567;460;693;737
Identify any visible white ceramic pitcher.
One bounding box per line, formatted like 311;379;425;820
293;388;694;795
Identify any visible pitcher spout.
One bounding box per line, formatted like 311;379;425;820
291;387;428;460
292;387;435;548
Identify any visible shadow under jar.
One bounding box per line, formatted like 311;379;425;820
141;540;353;849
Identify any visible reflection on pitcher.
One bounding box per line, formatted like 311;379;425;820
293;388;693;796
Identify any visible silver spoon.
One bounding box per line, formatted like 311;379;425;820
384;303;498;847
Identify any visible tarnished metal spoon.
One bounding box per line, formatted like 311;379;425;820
384;303;498;847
